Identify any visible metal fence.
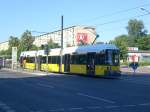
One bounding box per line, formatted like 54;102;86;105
0;56;12;69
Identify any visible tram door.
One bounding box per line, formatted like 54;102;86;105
87;53;96;75
64;54;70;72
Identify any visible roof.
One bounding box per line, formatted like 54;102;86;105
74;44;118;54
20;44;119;57
0;41;9;44
33;25;95;38
33;25;76;38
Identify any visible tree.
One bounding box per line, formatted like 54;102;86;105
30;44;39;50
136;36;150;50
6;36;20;56
19;30;35;51
0;50;10;56
111;35;128;61
47;39;60;49
126;19;147;47
8;36;20;48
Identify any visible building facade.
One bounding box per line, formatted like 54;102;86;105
0;41;9;51
0;25;96;51
33;25;96;47
127;47;150;62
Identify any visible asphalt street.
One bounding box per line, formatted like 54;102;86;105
0;70;150;112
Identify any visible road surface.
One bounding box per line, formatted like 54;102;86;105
0;70;150;112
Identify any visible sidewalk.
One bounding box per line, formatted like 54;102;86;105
1;68;61;76
121;66;150;74
1;66;150;76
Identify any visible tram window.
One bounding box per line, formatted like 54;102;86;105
96;52;106;65
106;50;113;65
51;56;60;64
56;56;60;64
70;55;75;64
55;56;58;64
48;56;51;63
105;50;120;65
59;56;61;64
71;55;78;64
78;55;86;64
27;57;35;63
28;58;30;63
112;51;119;65
70;55;86;64
26;58;29;63
75;55;79;64
41;57;46;63
51;56;56;64
62;56;65;64
70;55;73;64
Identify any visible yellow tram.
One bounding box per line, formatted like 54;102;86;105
20;44;121;77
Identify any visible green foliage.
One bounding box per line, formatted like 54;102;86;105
7;36;20;56
8;36;20;48
139;62;150;66
39;44;45;50
126;19;147;47
16;30;35;59
111;19;150;63
136;36;150;50
0;50;10;56
111;35;128;60
47;39;60;49
30;45;38;50
120;61;128;66
127;19;147;38
19;30;35;51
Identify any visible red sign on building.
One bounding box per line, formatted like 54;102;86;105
76;33;88;43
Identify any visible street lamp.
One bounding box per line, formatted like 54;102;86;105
140;7;150;14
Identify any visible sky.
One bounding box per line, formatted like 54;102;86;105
0;0;150;43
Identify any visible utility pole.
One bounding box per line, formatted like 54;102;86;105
44;44;49;74
60;15;63;73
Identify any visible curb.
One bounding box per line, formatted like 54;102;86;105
121;71;150;75
1;68;58;76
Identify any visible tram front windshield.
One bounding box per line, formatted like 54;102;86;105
106;50;119;66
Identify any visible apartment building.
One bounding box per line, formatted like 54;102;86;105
33;25;97;47
0;25;97;51
0;41;9;51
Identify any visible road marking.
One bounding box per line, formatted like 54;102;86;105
138;103;150;106
29;111;44;112
69;107;83;110
37;83;54;88
28;102;150;112
77;93;115;104
123;104;136;107
48;108;65;112
87;106;101;109
105;105;120;108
